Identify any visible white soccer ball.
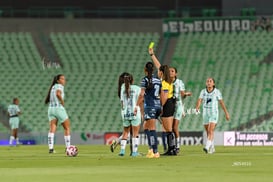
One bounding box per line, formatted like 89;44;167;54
66;145;78;157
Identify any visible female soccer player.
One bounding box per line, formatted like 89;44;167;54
45;74;71;153
149;48;176;155
8;98;22;146
135;62;162;158
110;72;133;154
195;77;230;154
169;67;192;153
119;73;141;157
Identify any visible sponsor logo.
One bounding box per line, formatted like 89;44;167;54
163;19;253;33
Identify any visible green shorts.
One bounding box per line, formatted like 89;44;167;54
202;113;218;125
48;107;68;124
9;117;19;129
121;107;141;127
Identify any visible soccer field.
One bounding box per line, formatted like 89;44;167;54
0;145;272;182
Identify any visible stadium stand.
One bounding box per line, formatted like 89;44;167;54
1;27;273;133
48;32;160;132
1;31;160;133
171;30;273;131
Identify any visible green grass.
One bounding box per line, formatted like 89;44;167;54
0;145;272;182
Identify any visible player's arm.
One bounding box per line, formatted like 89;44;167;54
195;98;202;112
181;90;192;98
148;48;161;70
17;109;22;115
56;89;64;106
134;88;145;115
219;100;230;121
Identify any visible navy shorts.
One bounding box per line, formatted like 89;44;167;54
144;106;161;120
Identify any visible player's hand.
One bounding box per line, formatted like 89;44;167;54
148;47;154;55
186;92;192;96
195;108;200;115
134;107;138;116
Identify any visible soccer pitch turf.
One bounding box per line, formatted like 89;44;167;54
0;145;272;182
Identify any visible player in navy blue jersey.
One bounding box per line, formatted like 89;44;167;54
135;62;162;158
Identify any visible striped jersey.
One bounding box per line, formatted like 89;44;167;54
173;78;185;101
199;88;222;115
49;83;64;107
8;104;20;116
120;84;141;120
140;76;161;108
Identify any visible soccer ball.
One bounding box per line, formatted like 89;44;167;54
66;145;78;157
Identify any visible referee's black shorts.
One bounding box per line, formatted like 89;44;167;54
161;98;175;117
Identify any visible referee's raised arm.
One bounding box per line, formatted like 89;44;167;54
148;47;161;70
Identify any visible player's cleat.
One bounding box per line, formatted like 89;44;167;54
146;152;154;158
203;147;208;154
176;148;180;154
49;149;55;154
153;152;160;158
208;147;215;154
131;152;140;157
146;149;153;158
110;140;117;153
162;149;177;156
118;149;125;156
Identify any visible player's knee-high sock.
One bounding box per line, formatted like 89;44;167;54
48;133;54;149
175;137;180;150
64;135;71;148
167;132;175;151
132;137;139;153
205;139;212;150
150;130;158;153
120;139;127;154
9;136;15;145
144;129;151;149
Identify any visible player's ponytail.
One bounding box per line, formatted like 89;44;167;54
145;62;154;89
118;72;129;98
45;74;63;104
124;74;133;98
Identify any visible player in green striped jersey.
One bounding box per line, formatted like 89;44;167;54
119;73;141;157
8;98;22;145
196;78;230;154
45;74;71;154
